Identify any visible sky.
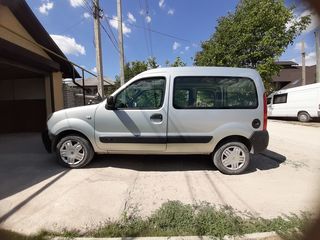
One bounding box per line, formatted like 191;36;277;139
26;0;320;80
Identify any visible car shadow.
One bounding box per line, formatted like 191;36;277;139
247;149;287;173
88;149;287;173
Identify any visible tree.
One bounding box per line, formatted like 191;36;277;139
194;0;311;93
115;57;159;88
165;56;187;67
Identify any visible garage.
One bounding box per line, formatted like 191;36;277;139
0;0;79;133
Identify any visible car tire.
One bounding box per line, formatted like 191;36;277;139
213;141;250;175
298;112;311;122
55;135;94;168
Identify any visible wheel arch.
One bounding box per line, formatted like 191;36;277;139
52;129;94;153
212;135;251;155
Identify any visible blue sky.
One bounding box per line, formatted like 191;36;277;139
26;0;320;80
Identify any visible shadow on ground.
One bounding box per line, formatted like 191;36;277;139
0;133;65;201
0;133;287;202
247;149;287;173
89;149;287;174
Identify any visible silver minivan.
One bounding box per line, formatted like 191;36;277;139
42;67;269;174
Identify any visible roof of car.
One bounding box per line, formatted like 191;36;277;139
135;66;260;79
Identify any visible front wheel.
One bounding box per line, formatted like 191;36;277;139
298;112;311;122
213;142;250;175
56;135;94;168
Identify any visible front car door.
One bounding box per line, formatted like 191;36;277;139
94;76;168;153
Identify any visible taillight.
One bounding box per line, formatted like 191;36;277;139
263;93;267;130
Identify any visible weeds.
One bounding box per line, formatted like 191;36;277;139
0;201;312;240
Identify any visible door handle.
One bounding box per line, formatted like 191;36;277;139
150;113;163;121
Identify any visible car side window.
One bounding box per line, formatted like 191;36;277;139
115;78;166;109
173;76;258;109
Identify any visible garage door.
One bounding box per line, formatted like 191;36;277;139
0;78;46;133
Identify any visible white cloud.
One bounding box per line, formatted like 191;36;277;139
305;52;316;66
128;12;136;23
287;9;320;33
300;10;320;33
50;35;86;56
159;0;165;8
168;9;174;15
91;67;97;73
185;46;190;51
109;16;132;36
295;42;308;51
145;15;152;23
173;41;181;50
192;43;198;48
39;1;54;15
180;51;184;55
83;12;90;19
139;9;145;16
69;0;85;7
290;52;316;66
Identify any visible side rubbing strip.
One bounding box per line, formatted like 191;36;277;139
167;136;212;143
99;136;212;144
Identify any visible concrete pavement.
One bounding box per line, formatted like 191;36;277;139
0;120;320;234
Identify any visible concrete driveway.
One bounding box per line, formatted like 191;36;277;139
1;120;320;234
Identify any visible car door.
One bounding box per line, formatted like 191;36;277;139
94;76;168;153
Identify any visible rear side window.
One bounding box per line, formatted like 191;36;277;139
273;93;287;104
173;76;258;109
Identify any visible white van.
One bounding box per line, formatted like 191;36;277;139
42;67;269;175
267;83;320;122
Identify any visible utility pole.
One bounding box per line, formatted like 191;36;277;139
117;0;125;86
93;0;104;98
301;40;306;86
315;31;320;83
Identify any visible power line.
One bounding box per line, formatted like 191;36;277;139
104;18;118;47
144;0;153;57
100;22;121;54
105;15;191;43
138;0;151;57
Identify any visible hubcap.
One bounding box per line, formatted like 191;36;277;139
300;114;307;121
221;146;246;170
59;140;85;165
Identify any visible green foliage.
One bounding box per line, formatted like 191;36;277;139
149;201;194;235
166;56;187;67
115;57;159;88
0;201;312;239
194;0;311;92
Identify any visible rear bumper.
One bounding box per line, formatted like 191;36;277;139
249;130;269;154
41;129;53;153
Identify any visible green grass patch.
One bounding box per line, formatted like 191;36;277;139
0;201;312;240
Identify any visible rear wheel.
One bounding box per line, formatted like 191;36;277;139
56;135;94;168
213;142;250;175
298;112;311;122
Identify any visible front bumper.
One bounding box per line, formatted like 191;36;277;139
41;129;52;153
249;130;269;154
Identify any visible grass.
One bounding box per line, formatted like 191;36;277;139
0;201;312;240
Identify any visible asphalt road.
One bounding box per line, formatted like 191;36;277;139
0;119;320;234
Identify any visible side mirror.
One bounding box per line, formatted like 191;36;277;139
106;95;116;110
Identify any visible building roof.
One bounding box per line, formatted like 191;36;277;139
0;0;79;78
65;77;115;87
275;61;298;66
272;65;316;86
